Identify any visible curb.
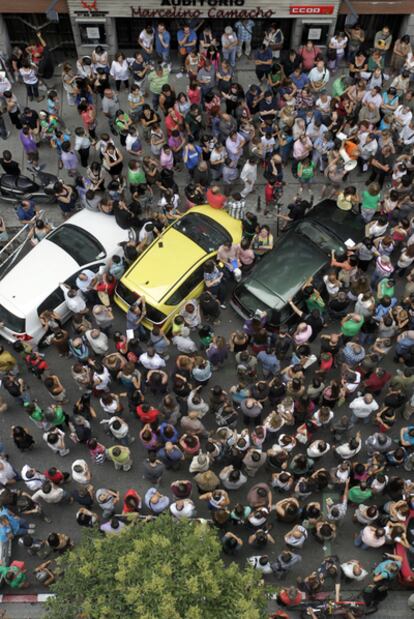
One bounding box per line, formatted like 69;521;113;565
0;594;54;603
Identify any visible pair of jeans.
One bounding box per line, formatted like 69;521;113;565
25;82;39;99
151;93;160;110
223;47;237;67
0;115;7;139
115;79;129;91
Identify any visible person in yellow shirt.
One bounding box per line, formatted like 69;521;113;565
0;346;17;375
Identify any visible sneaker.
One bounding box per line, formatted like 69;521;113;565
220;304;227;309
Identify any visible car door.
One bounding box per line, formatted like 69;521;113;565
164;263;206;319
37;262;107;324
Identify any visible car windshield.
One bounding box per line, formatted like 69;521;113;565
0;304;25;333
172;213;231;253
295;220;344;255
47;224;105;265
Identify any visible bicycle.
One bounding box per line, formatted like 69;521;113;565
292;597;369;617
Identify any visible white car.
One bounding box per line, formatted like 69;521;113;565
0;210;129;344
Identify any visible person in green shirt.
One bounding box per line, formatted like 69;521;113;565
147;64;171;111
297;158;315;201
127;160;146;190
0;564;28;589
46;404;66;428
348;482;373;504
341;312;364;338
361;182;381;223
332;75;347;97
267;63;283;92
106;445;132;471
114;110;132;146
303;282;326;314
377;277;395;300
25;401;46;429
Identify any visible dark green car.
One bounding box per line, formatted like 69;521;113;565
231;199;365;328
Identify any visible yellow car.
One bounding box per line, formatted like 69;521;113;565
114;205;242;331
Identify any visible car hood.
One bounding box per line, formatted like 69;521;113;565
244;231;327;308
123;228;206;303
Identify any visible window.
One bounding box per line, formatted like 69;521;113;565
145;304;167;325
165;265;205;306
37;289;65;317
172;213;231;253
0;304;25;333
47;225;105;266
116;281;140;307
65;264;105;289
295;221;344;255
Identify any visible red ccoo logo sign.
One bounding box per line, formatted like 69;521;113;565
290;5;334;14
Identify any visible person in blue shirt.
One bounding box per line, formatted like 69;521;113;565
177;25;197;69
254;44;273;82
155;23;171;63
290;67;309;90
257;347;280;377
373;554;402;582
400;425;414;447
16;199;38;222
183;137;202;176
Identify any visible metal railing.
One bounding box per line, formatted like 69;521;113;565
0;210;44;278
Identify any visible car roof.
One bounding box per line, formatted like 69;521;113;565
0;212;129;316
244;230;327;309
122;205;242;304
65;210;130;252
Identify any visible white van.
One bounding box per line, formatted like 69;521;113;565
0;210;129;344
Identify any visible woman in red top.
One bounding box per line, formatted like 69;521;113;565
94;273;116;305
136;403;160;426
165;108;184;137
187;81;201;105
122;488;142;514
179;433;200;457
78;101;97;141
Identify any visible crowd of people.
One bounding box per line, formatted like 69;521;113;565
0;18;414;619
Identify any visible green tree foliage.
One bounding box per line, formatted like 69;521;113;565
46;515;268;619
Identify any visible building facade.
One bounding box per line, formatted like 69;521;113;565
66;0;341;56
0;0;413;60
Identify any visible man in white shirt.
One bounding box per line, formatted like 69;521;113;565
240;157;258;197
400;119;414;148
221;26;238;68
21;465;46;492
139;347;166;371
85;328;109;356
394;104;413;128
0;458;17;486
172;327;197;354
247;555;273;574
170;499;196;520
138;25;154;61
359;132;378;170
32;480;69;504
308;60;330;92
349;393;379;424
362;87;383;109
341;560;368;581
60;283;87;314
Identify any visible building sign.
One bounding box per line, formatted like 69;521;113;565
290;5;334;14
130;5;274;18
69;0;338;19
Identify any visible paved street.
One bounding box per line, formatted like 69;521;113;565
0;58;413;619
